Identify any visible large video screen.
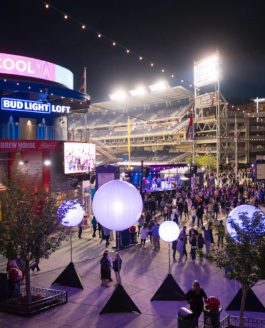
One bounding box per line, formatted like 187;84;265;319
64;142;96;174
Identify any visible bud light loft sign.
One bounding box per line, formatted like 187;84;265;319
0;53;74;90
1;98;70;114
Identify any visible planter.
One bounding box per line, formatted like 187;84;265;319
0;286;67;316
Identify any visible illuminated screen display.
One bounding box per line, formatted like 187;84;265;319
0;53;73;89
64;142;96;174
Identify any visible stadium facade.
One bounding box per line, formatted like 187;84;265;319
68;84;265;168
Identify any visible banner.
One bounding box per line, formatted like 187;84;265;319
0;140;59;152
195;91;218;109
186;112;194;140
0;53;73;89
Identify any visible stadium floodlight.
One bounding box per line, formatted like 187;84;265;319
109;89;128;101
194;53;220;88
129;86;146;97
149;80;169;92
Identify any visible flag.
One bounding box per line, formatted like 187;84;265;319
78;67;87;94
186;112;194;140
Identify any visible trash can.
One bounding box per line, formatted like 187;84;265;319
178;307;196;328
204;305;222;328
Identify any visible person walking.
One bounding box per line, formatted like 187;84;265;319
179;226;188;259
140;223;149;248
196;204;204;227
216;219;225;248
186;280;207;327
172;239;177;262
190;232;198;261
197;233;205;258
151;221;160;250
176;236;184;264
91;216;97;238
202;226;212;257
112;253;122;285
78;222;83;239
138;213;145;237
101;227;111;248
100;250;112;286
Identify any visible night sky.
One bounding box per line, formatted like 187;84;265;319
1;0;265;103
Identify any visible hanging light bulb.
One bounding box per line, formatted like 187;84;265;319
64;14;68;19
98;33;102;38
150;63;154;67
161;69;165;73
139;56;143;61
126;49;130;54
82;24;86;29
112;41;116;46
45;3;49;9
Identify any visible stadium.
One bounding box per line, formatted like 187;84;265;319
67;54;265;172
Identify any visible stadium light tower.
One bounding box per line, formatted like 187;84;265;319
194;52;221;183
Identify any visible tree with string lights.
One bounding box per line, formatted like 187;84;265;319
214;207;265;328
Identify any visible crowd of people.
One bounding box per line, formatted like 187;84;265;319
95;170;263;260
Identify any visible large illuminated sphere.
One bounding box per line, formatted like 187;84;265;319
58;200;84;227
92;180;143;231
227;205;264;240
159;221;180;242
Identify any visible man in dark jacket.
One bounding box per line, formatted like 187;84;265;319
186;280;207;327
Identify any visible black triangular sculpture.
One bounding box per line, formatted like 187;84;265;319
151;273;186;301
52;262;83;289
100;284;141;314
226;288;265;312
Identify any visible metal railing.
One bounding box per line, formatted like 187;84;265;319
220;315;265;328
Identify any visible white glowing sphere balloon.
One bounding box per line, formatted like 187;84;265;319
227;205;264;240
92;180;143;231
58;200;84;227
159;221;180;242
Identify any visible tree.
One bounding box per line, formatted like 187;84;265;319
214;209;265;328
186;155;217;171
0;172;66;303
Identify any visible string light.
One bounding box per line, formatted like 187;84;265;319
38;0;193;88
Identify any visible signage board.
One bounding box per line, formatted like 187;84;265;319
0;140;59;152
0;53;73;89
1;98;70;114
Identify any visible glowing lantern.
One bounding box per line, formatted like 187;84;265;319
159;221;180;242
58;200;84;227
227;205;264;240
92;180;143;231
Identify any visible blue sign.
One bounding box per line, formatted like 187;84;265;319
1;97;70;114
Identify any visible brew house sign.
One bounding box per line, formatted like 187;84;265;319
1;98;70;114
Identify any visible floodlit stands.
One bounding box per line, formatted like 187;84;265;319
67;84;193;164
